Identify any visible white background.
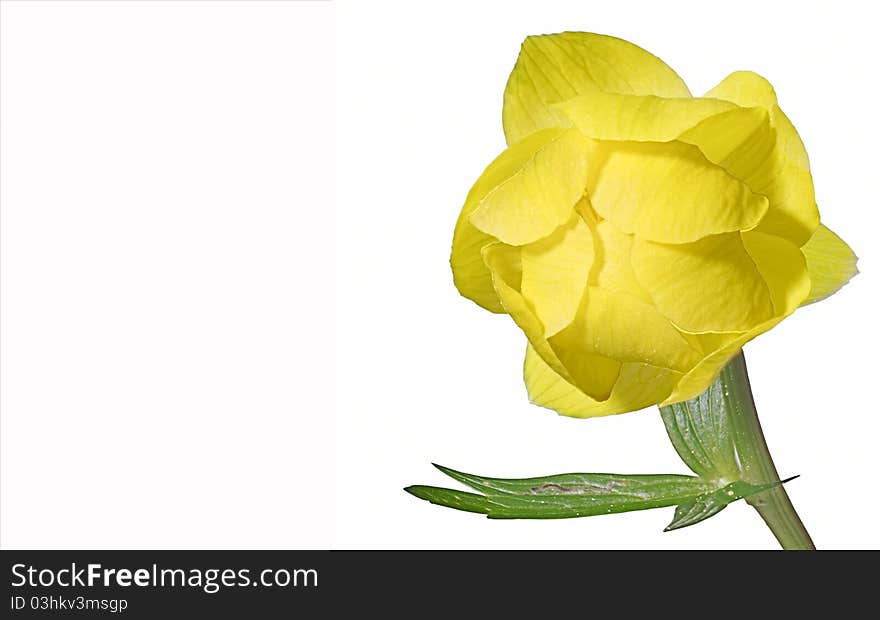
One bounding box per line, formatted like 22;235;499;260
3;0;878;550
1;0;335;548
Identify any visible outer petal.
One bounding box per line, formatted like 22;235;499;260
678;107;777;188
521;212;594;337
547;343;622;402
662;321;779;405
482;242;567;377
468;128;592;246
663;232;810;404
683;331;744;358
800;224;859;305
704;71;777;108
451;130;582;311
484;242;620;401
741;231;811;315
502;32;691;145
705;71;820;245
551;286;702;373
451;210;504;313
753;108;819;244
524;344;682;418
555;92;736;142
631;233;775;333
588;141;769;243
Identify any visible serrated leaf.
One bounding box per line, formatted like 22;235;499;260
665;479;788;531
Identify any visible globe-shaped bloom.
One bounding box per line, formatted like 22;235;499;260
451;32;857;417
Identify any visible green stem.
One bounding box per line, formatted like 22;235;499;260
720;352;815;550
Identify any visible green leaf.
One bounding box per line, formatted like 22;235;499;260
406;465;797;525
660;375;740;480
409;357;803;536
666;492;728;530
433;464;711;497
405;466;715;520
665;479;789;531
403;486;494;516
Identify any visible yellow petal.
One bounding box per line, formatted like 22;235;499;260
588;141;769;243
704;71;777;108
800;223;859;305
451;135;551;311
753;109;819;244
678;106;777;187
452;128;594;310
683;331;744;358
741;231;811;315
521;212;594;337
502;32;691;145
663;318;782;405
591;219;653;302
484;241;621;400
631;233;775;333
524;344;603;417
640;231;810;394
481;242;570;381
551;286;702;372
451;212;504;313
524;344;681;418
555;92;736;142
705;71;819;245
468;127;591;246
662;232;809;403
547;343;622;402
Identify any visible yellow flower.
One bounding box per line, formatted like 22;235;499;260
451;32;858;418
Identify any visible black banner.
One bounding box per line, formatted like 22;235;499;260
0;550;873;617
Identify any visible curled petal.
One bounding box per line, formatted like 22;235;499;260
705;71;819;245
524;344;682;418
661;233;820;404
551;286;703;373
521;211;595;337
662;319;780;405
588;141;768;244
481;242;562;375
652;233;810;404
631;233;775;333
484;242;620;401
753;108;819;244
741;231;811;316
591;219;653;303
452;127;591;310
547;344;622;403
451;213;504;313
468;128;592;246
556;92;736;142
704;71;778;108
502;32;691;145
679;106;776;188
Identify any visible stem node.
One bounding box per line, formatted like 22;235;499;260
661;352;815;550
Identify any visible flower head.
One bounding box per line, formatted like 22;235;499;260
451;32;857;417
